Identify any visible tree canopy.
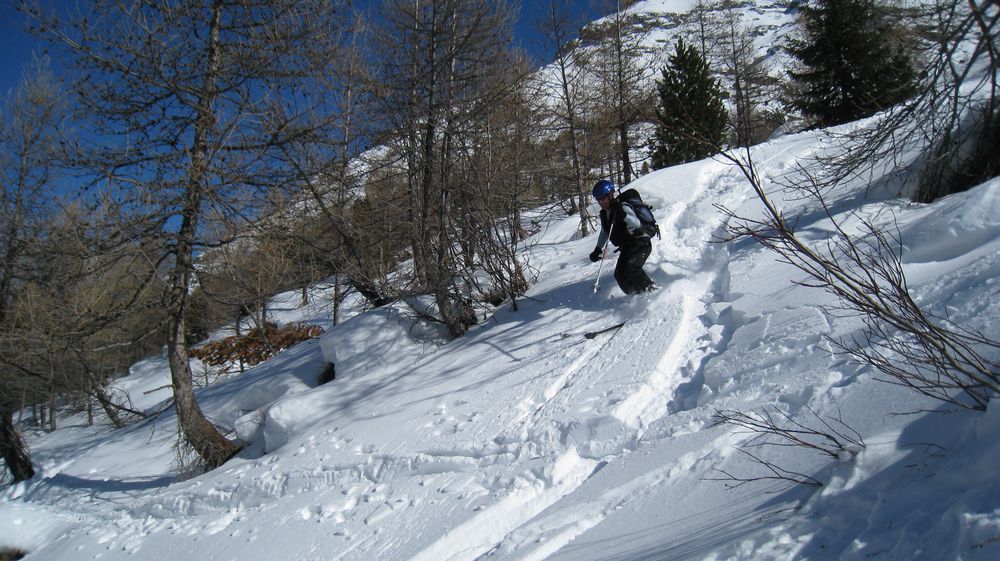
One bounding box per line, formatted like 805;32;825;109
650;38;726;169
786;0;916;127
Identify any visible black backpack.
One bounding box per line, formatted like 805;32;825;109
618;188;660;239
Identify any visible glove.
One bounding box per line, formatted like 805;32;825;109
589;249;602;262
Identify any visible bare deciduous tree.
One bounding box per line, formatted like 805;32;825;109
23;0;349;469
453;55;537;309
536;0;593;235
709;406;865;488
793;0;998;203
591;0;655;184
0;56;66;483
375;0;520;337
10;217;160;429
713;6;782;147
717;148;1000;410
712;0;1000;410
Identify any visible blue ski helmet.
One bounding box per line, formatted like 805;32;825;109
592;179;615;199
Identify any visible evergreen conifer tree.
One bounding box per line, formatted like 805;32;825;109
651;39;726;169
786;0;915;127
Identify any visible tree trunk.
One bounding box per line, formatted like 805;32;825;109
614;3;633;184
333;274;341;325
48;393;56;431
165;0;240;470
561;64;590;236
1;408;35;483
546;0;591;236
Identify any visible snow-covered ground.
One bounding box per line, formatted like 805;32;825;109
3;117;999;561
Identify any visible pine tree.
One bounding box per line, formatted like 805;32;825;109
786;0;915;128
650;39;726;169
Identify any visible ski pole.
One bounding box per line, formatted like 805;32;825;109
592;219;615;293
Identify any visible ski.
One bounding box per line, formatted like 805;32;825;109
584;322;626;339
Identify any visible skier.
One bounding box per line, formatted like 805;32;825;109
588;179;656;295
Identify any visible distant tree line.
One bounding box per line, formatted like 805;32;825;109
2;0;995;483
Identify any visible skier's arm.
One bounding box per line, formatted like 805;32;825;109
589;220;610;262
620;203;643;234
594;226;609;252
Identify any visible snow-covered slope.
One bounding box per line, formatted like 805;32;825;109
3;116;999;560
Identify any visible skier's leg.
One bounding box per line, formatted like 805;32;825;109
614;254;635;294
621;239;653;293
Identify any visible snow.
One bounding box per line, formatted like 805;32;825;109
4;0;1000;554
3;117;999;561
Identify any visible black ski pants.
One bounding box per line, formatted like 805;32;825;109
614;237;654;295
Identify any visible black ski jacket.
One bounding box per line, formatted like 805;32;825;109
596;199;645;249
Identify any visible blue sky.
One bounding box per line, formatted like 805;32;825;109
0;3;43;98
514;0;605;63
0;1;604;100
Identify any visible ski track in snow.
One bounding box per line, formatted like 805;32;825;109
14;158;751;561
395;161;750;560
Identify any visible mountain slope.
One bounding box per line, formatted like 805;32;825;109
4;116;1000;561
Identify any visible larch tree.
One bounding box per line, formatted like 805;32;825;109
23;0;348;470
375;0;518;337
537;0;592;235
0;57;65;484
712;5;782;147
592;0;652;184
